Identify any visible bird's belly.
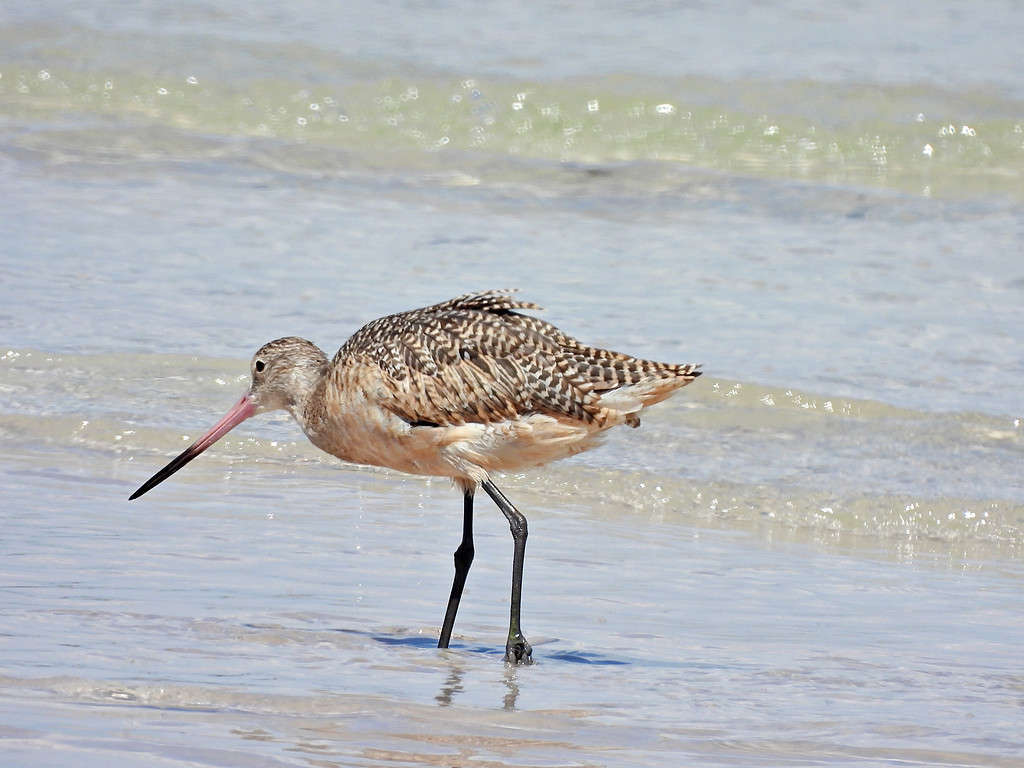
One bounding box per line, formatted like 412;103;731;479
306;408;602;483
439;415;603;481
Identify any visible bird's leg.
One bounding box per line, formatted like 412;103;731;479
482;480;533;664
438;488;475;649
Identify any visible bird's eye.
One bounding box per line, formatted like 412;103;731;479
255;360;265;373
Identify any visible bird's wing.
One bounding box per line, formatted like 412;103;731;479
334;290;700;428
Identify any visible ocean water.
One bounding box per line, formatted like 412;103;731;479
2;2;1023;766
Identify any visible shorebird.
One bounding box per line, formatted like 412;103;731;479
130;290;701;662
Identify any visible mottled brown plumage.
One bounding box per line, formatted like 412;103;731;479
130;290;702;662
329;288;699;430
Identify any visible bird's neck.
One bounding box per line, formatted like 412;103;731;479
286;363;327;432
277;349;330;432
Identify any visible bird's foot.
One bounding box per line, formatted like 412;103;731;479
505;631;533;664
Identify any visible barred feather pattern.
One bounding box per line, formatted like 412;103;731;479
328;289;701;431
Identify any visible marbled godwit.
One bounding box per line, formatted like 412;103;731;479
130;290;702;662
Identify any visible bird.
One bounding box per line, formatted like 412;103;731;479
129;289;702;663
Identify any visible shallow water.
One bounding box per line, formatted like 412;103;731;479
2;2;1024;766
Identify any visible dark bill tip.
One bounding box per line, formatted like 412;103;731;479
129;394;255;500
129;444;201;499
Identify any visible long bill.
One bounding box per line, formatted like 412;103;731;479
129;394;256;500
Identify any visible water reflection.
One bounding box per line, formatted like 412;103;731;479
502;666;520;711
434;665;463;707
433;657;521;710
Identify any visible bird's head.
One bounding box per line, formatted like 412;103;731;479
129;337;327;500
247;337;329;416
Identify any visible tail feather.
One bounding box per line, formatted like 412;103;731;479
593;364;701;426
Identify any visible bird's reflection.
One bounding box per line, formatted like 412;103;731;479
432;655;521;710
502;665;520;711
435;665;464;707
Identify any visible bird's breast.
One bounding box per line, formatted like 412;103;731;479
301;387;455;477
